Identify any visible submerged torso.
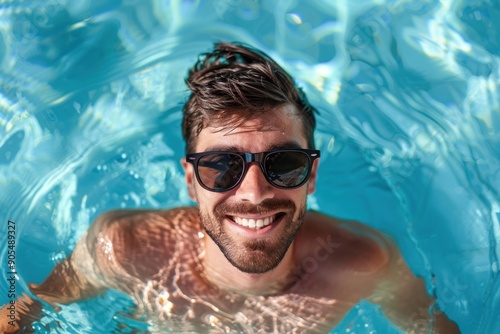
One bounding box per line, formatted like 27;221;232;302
96;207;389;333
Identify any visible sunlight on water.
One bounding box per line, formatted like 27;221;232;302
0;0;499;333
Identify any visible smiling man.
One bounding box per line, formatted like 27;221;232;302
1;43;459;333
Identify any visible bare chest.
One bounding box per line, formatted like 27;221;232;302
129;255;363;333
135;281;354;333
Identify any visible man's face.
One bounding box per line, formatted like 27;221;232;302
182;104;319;274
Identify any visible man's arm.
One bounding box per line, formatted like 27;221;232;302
0;245;105;333
0;210;134;333
367;245;460;333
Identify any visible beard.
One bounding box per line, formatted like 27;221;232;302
198;198;306;274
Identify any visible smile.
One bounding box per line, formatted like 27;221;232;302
230;213;284;230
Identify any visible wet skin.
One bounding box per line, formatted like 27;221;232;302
1;105;459;333
28;208;396;333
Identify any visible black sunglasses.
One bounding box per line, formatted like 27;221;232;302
186;149;320;192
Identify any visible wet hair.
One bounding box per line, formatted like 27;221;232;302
182;42;317;153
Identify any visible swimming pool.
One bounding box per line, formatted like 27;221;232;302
0;0;499;332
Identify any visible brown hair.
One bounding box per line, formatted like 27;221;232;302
182;42;317;153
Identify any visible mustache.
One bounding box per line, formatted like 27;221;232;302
214;198;296;216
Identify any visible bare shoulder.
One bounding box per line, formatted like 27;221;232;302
91;206;200;232
89;206;201;280
301;211;396;275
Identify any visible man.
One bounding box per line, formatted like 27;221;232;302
2;42;459;333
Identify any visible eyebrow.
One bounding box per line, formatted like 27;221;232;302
203;141;304;152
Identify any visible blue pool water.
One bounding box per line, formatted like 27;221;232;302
0;0;499;332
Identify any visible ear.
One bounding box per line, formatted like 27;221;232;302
307;158;320;195
181;157;197;202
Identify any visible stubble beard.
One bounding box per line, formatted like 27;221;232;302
198;198;306;274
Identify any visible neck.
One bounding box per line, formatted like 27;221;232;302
200;235;298;296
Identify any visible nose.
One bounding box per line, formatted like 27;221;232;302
233;163;275;204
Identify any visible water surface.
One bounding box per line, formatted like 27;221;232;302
0;0;499;332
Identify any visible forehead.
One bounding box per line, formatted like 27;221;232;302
194;104;307;152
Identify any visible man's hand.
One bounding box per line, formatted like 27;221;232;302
0;293;42;333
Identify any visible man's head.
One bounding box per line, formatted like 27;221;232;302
181;42;319;275
182;42;317;153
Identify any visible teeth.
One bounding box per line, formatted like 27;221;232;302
233;215;276;229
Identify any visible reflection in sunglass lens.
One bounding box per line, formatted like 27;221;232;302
265;151;309;187
197;153;243;190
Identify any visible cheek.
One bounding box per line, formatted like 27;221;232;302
293;189;309;208
195;187;225;209
277;188;308;207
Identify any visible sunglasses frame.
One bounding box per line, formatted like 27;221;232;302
186;148;320;192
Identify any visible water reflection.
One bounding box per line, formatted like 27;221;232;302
0;0;498;333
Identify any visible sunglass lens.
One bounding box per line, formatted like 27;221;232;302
197;153;244;191
265;151;309;187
